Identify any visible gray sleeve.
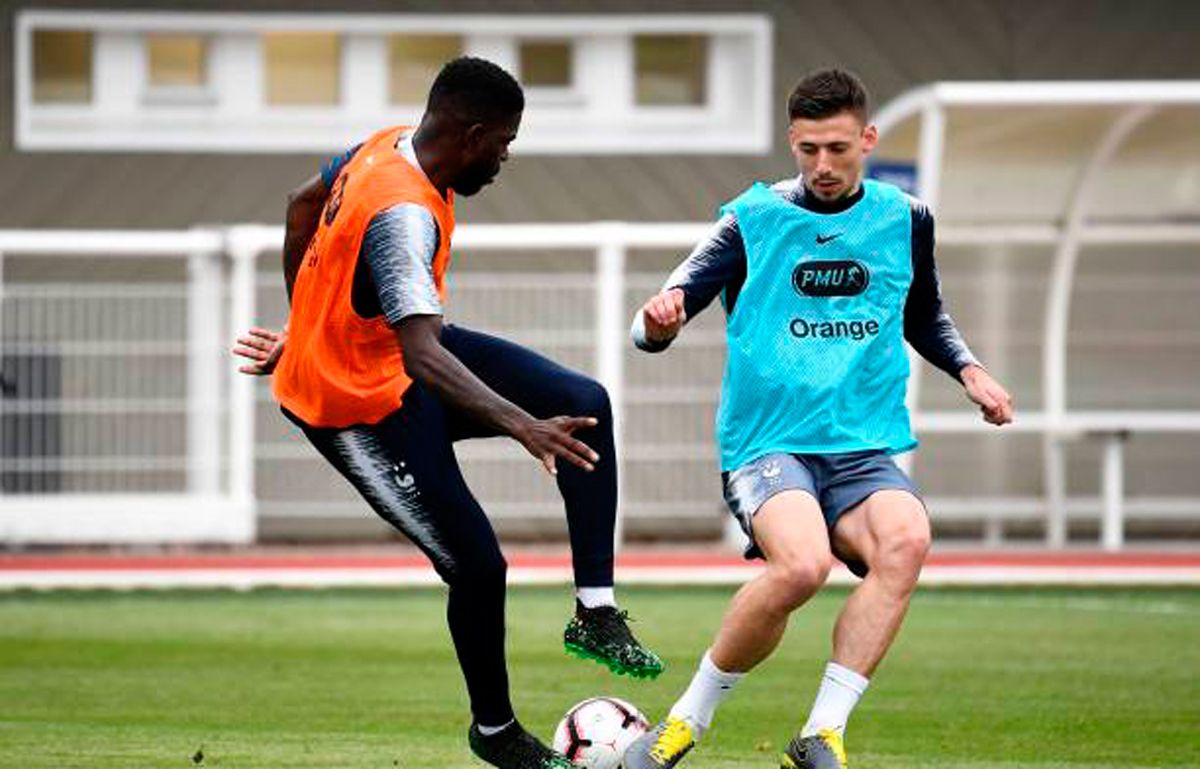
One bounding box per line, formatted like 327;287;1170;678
361;203;442;325
664;213;748;318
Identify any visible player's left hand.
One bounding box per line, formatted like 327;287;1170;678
233;327;286;376
961;364;1013;426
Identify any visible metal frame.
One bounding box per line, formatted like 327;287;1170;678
3;79;1198;547
0;229;254;544
2;202;1198;546
873;81;1200;548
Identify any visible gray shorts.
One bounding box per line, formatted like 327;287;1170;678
722;450;922;576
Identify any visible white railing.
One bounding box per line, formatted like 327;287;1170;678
874;81;1200;548
0;228;253;543
1;224;1198;549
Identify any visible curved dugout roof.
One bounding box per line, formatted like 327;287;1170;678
871;81;1200;549
871;81;1200;225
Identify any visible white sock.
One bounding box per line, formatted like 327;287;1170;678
667;651;744;737
801;662;870;738
576;586;616;608
476;719;515;736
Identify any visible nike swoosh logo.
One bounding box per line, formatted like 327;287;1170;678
816;233;842;244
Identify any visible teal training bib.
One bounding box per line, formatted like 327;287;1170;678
716;179;917;470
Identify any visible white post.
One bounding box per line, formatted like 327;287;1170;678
899;99;946;476
0;248;4;498
981;244;1011;547
225;226;260;541
342;34;386;115
1042;105;1155;547
186;244;221;494
596;225;626;550
1044;437;1069;548
1101;431;1127;552
93;31;141;118
212;33;261;116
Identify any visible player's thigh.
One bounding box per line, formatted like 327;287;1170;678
286;395;503;582
752;490;833;573
831;489;929;570
439;324;608;438
724;453;832;570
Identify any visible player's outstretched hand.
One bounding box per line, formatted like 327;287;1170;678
641;288;687;343
961;364;1014;426
517;416;601;476
233;327;286;376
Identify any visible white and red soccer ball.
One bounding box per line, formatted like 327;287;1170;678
553;697;651;769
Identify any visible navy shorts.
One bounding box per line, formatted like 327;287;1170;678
721;450;922;576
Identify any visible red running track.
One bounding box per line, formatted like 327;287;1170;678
2;549;1199;572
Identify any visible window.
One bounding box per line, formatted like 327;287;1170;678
18;12;771;154
147;35;208;89
634;35;707;106
389;35;461;105
519;40;572;88
32;30;92;104
264;32;340;106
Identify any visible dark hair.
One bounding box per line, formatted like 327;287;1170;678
787;69;869;123
427;56;524;126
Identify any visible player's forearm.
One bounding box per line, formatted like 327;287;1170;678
282;175;328;303
402;331;531;436
905;311;979;382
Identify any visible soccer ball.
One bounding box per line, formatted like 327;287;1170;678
553;697;651;769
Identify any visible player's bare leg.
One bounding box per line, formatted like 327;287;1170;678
710;491;833;672
624;492;831;769
829;490;930;676
782;489;930;769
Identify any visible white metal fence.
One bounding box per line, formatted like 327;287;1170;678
0;229;252;543
1;224;1198;549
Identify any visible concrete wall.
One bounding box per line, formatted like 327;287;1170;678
3;0;1200;228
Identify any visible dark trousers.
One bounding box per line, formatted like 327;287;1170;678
285;324;618;726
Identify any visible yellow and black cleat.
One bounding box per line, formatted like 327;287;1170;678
621;717;696;769
781;729;847;769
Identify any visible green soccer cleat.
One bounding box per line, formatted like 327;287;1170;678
780;729;848;769
621;716;696;769
563;600;665;679
469;721;574;769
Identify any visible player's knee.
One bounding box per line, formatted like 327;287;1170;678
877;517;930;577
455;549;508;589
568;377;611;421
771;552;831;609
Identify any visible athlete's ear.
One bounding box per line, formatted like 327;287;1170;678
463;122;487;151
861;123;879;156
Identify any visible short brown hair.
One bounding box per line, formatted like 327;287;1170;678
787;69;869;123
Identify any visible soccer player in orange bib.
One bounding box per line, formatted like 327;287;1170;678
234;57;661;769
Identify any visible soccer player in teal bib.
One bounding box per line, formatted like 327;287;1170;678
623;70;1013;769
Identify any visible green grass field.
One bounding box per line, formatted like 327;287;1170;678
1;586;1197;769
